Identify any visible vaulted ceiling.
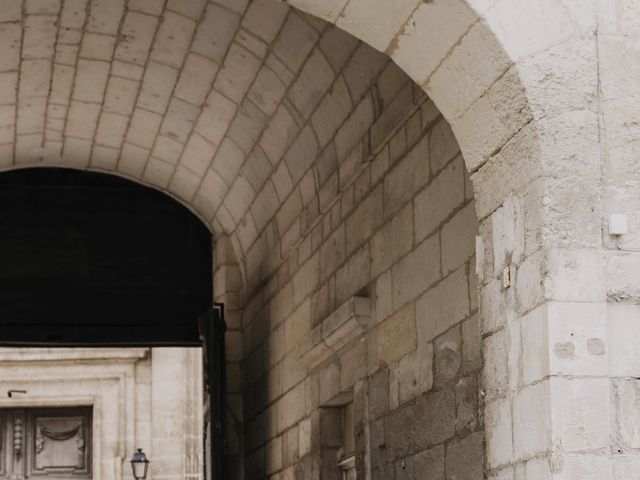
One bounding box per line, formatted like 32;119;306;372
0;0;426;284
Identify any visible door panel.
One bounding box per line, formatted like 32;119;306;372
0;407;91;480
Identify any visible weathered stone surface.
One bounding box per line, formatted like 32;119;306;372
5;1;636;479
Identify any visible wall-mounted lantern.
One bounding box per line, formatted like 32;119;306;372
130;448;150;480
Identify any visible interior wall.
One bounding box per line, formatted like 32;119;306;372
232;43;482;478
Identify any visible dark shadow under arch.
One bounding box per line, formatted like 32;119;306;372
0;167;212;345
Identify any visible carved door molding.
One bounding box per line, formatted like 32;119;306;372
0;407;91;480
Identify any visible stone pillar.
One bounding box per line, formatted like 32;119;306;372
474;77;611;478
212;235;245;478
151;348;189;480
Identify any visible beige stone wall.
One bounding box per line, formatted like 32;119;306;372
235;45;481;476
3;0;640;478
0;347;203;480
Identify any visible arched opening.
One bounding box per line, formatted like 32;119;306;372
0;0;615;479
0;167;223;480
0;167;212;345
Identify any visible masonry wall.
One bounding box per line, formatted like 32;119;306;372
599;11;640;474
232;47;482;478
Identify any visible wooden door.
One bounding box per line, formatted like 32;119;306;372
0;407;91;480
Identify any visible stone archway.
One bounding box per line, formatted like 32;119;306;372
0;0;628;478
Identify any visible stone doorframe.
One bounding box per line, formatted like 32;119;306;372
0;348;146;480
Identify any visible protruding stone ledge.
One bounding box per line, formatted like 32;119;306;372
298;295;371;371
0;348;149;362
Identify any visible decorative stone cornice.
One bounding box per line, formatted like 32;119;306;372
297;296;370;371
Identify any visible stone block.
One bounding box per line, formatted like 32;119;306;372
266;436;282;474
311;76;352;148
223;175;254;223
103;77;138;116
481;328;509;401
550;377;610;453
0;0;21;22
215;44;261;104
547;302;608;378
519;304;548;386
335;94;374;162
484;397;513;469
369;368;390;420
196;91;237;148
370;83;414;154
248;66;287;117
335;245;370;306
429;119;460;174
226;100;267;154
23;15;57;60
320;224;346;280
181;133;216;176
272;13;318;73
161;98;199;143
20;60;51;99
414;445;445;479
414;155;465;242
340;339;366;391
513;381;551;460
384;405;415;461
95;112;127;148
65;101;100;140
547;248;606;303
192;3;239;63
115;12;158;65
397;351;418;405
277;382;306;432
86;0;124;35
298;416;312;457
461;313;481;374
149;12;195;68
370;202;414;279
609;303;640;377
138;61;178;114
383;134;429;217
434;326;461;388
175;54;219;106
342;43;387;103
515;248;546;315
375;302;416;367
392;234;440;311
416;266;469;345
455;375;478;434
345;184;383;255
390;0;477;84
445;431;484;480
414;387;456;449
289;50;335;120
426;17;510;120
284;126;318;184
612;379;640;451
441;202;477;276
338;0;420;52
17;98;47;135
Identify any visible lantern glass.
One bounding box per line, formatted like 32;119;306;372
130;448;150;480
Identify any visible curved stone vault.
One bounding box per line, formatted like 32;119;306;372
2;1;638;478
